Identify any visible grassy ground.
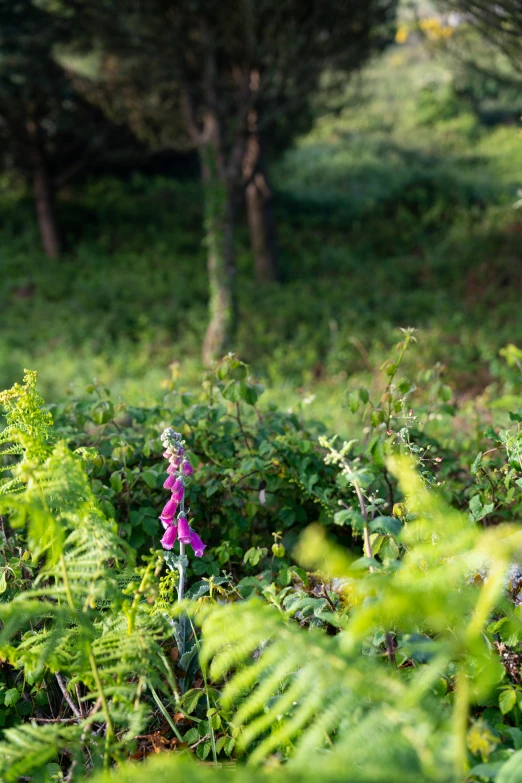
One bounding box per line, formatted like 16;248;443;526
2;41;522;429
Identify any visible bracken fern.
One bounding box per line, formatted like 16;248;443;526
0;372;177;779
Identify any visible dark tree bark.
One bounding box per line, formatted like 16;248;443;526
199;114;238;367
243;128;280;283
26;119;62;259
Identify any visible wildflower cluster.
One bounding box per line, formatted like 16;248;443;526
159;427;206;557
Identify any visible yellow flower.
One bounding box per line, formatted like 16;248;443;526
395;25;408;45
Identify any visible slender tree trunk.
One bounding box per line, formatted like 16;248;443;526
200;125;237;367
243;130;279;283
26;119;62;259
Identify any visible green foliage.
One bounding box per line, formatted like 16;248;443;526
0;372;178;777
47;354;339;576
3;41;522;408
3;23;522;783
1;339;522;780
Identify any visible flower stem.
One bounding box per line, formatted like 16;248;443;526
453;667;469;778
178;542;186;603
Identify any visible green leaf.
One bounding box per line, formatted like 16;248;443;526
196;741;211;761
182;728;200;744
141;470;158;488
209;711;221;730
334;508;364;531
92;401;114;425
439;384;453;402
498;750;522;783
470;452;483;475
181;689;203;715
142;516;159;536
239;382;264;405
347;390;360;413
110;472;123;493
500;688;517;715
368;516;402;538
371;439;385;469
469;761;503;780
4;688;20;707
244;547;268;566
370;409;385;426
469;495;494;522
333;509;350;526
0;570;7;595
222;381;241;403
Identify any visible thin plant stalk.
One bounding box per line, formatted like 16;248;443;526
149;683;184;742
342;462;374;571
188;615;218;768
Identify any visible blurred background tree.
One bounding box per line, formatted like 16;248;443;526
427;2;522;124
2;0;522;405
68;0;397;363
0;0;123;258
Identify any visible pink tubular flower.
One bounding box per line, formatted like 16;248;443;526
159;513;171;529
177;514;191;544
161;497;179;522
182;460;194;477
189;530;206;557
171;478;184;504
163;473;176;490
161;523;178;550
159;427;205;566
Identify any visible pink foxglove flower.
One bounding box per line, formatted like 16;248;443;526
177;514;191;544
159;427;205;560
189;530;206;557
163;473;177;490
171;478;184;504
161;523;178;550
161;497;179;522
182;460;194;476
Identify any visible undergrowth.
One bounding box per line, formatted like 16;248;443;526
1;335;522;780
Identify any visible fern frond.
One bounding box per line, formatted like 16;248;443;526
0;370;54;466
0;723;83;783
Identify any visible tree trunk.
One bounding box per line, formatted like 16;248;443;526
243;131;279;283
200;133;237;367
27;119;62;259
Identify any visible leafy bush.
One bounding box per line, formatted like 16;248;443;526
1;339;522;780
